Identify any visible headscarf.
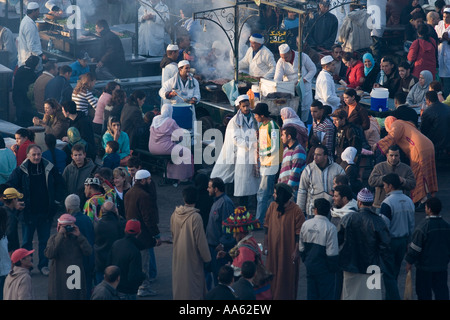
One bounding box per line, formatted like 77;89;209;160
67;127;87;148
280;107;306;128
363;53;375;76
341;147;357;164
409;70;433;105
384;116;397;133
151;103;173;129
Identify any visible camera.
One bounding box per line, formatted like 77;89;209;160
64;225;75;233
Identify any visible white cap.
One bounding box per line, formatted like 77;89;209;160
235;94;250;106
27;2;40;10
279;43;290;54
135;169;151;180
321;55;334;65
45;1;56;10
445;7;450;13
249;33;264;44
167;44;179;51
178;60;190;68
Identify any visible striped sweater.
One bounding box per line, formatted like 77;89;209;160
72;90;98;116
278;141;306;198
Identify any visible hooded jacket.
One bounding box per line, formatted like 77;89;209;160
62;158;97;197
338;9;373;52
3;266;33;300
124;181;160;249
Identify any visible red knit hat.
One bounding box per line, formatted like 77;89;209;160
222;206;260;234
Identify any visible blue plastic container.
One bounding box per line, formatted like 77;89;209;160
172;103;193;130
370;88;389;112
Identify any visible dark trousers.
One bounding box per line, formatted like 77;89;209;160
22;218;52;270
306;272;336;300
384;236;408;300
416;269;449;300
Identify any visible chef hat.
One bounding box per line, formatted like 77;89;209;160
45;1;56;10
279;43;290;54
249;33;264;44
167;44;179;51
321;55;334;65
235;94;249;106
178;60;190;68
27;2;40;10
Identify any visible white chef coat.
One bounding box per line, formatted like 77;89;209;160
17;15;42;67
159;72;201;105
315;69;341;112
435;20;450;78
238;45;276;79
138;1;169;57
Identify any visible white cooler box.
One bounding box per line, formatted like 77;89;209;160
260;96;300;116
260;78;296;97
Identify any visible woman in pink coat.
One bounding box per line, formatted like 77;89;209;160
407;24;437;80
148;104;193;185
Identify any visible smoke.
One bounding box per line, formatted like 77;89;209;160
179;0;257;80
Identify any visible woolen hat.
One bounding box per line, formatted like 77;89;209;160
125;219;141;235
27;2;40;10
279;43;290;54
321;55;334;65
135;169;151;180
2;188;23;200
11;248;34;264
357;188;374;203
57;213;76;225
253;103;271;117
222;206;260;234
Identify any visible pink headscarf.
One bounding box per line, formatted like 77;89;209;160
384;116;397;133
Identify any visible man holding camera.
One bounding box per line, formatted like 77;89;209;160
44;213;93;300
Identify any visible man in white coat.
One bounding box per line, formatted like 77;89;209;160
274;43;317;122
138;0;169;57
161;44;179;85
210;95;260;206
17;2;45;71
314;55;341;112
238;33;276;79
435;7;450;97
159;60;201;105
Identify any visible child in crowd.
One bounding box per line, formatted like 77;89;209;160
102;140;120;170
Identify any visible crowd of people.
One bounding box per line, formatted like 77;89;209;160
1;0;450;302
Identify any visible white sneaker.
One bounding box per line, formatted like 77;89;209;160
137;288;157;297
40;267;50;276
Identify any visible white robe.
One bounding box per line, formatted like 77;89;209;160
315;69;341;112
274;51;316;121
435;21;450;78
17;15;42;67
210;111;260;197
138;1;169;57
238;45;276;79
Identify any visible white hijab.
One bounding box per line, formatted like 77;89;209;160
151;103;173;129
341;147;357;164
280;107;306;128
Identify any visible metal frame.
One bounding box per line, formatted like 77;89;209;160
194;1;260;82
